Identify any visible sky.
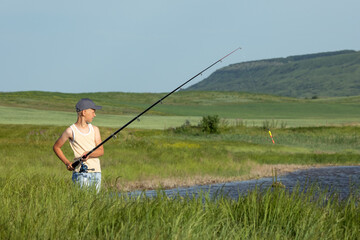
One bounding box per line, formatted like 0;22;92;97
1;0;359;93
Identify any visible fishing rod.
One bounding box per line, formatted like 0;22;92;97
72;47;241;168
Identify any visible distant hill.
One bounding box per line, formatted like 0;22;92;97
185;50;360;98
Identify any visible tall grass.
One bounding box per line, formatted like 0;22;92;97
1;124;359;188
1;172;359;239
1;124;359;239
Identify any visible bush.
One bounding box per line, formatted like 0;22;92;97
199;115;220;134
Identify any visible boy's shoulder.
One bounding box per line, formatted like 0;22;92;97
63;126;73;137
92;125;100;133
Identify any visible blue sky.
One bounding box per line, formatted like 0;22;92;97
1;0;359;93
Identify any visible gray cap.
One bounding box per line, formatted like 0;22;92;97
75;98;102;112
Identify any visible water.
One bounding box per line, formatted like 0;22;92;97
130;166;360;200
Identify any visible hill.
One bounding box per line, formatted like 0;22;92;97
185;50;360;98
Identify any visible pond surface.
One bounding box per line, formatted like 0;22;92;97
130;166;360;200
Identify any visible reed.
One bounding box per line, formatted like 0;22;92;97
1;172;359;239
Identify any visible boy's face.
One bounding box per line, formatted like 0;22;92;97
83;109;96;123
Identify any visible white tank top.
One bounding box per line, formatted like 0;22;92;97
69;124;101;173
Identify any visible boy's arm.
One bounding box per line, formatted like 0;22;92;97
53;127;74;171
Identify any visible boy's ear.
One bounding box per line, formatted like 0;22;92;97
77;110;85;116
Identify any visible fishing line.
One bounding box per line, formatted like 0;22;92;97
72;47;242;168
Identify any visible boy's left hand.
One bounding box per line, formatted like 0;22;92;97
81;152;90;162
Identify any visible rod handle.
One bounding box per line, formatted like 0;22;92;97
71;155;86;169
71;160;80;168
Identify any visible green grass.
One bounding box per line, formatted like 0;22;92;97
1;172;359;239
1;124;359;186
1;124;359;239
1;91;360;238
0;105;203;129
1;91;360;130
1;91;360;116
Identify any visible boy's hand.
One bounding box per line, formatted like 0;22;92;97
81;152;90;162
66;162;74;171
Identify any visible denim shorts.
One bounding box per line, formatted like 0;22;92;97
72;172;101;193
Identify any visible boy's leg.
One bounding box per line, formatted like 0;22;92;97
91;172;101;193
72;172;89;188
72;172;101;192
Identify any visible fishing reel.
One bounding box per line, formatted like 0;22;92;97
79;162;95;173
79;162;88;173
72;157;95;173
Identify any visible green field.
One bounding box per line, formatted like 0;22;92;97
1;91;359;182
1;91;359;239
1;124;360;239
1;91;360;128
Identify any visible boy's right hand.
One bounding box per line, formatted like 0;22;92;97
66;162;74;171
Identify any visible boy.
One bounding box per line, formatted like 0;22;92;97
53;98;104;192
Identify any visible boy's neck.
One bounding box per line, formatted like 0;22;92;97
75;117;89;129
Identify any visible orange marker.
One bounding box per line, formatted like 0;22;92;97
268;129;275;144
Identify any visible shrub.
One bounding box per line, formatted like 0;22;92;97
199;115;220;134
